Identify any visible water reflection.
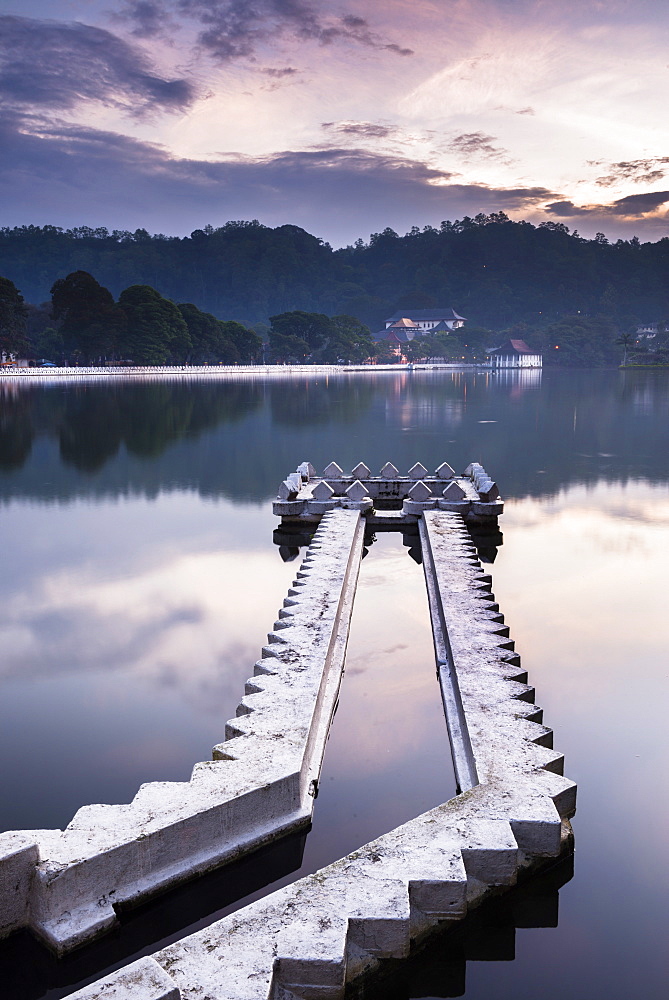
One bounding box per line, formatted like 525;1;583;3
0;527;454;1000
2;370;669;503
0;370;668;1000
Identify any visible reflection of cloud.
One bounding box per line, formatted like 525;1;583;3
505;482;669;529
0;528;296;720
494;480;669;873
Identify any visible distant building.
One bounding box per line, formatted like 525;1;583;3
487;339;542;368
373;308;466;345
636;323;659;341
384;308;466;332
373;317;420;345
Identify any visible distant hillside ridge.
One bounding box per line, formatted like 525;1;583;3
1;215;667;332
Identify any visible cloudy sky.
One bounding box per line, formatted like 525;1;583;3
1;0;668;245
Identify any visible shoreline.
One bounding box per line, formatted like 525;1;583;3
0;362;528;379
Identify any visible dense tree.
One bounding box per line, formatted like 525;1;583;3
372;341;402;363
317;315;373;363
177;303;240;363
3;215;669;366
51;270;125;362
269;311;371;363
219;320;262;363
269;310;332;362
538;316;619;367
0;276;28;360
616;332;635;366
118;285;191;364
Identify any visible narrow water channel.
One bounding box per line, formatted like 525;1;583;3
1;529;455;1000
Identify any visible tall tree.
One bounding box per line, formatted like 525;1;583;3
118;285;191;364
315;314;373;363
616;332;635;366
220;321;263;363
0;276;28;360
269;311;332;362
178;303;240;363
50;270;125;362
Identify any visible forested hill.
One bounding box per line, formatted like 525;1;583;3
1;215;668;331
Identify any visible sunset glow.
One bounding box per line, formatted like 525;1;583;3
1;1;668;243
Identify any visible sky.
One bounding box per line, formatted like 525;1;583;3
1;0;668;246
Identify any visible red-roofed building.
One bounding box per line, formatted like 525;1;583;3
487;339;542;368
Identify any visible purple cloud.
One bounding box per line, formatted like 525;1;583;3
446;132;510;162
119;1;413;60
321;121;402;140
0;15;195;115
547;191;669;218
0;114;555;244
590;157;669;187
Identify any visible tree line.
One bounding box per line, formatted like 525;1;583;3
1;215;668;333
1;271;264;365
3;210;669;365
1;271;379;365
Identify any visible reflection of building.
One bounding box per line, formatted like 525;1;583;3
487;339;542;368
490;367;543;388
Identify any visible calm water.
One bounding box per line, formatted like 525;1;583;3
0;369;667;999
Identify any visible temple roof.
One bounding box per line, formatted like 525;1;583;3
390;317;419;328
386;308;467;323
488;339;537;355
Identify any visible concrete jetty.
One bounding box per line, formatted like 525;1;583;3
0;509;365;953
0;458;575;999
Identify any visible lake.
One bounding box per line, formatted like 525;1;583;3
0;368;667;999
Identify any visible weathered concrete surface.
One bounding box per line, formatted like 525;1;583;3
66;511;575;1000
70;958;179;1000
0;510;365;954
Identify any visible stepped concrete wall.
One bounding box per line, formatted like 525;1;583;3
68;511;575;1000
0;509;365;954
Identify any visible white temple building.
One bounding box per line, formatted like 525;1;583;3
487;338;542;368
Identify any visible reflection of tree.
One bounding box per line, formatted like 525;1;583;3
269;379;374;427
1;380;264;475
59;389;123;472
120;385;194;459
2;371;669;497
0;385;33;471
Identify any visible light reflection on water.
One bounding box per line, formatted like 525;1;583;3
0;369;667;1000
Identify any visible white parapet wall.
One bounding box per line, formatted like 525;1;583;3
273;460;504;523
0;363;485;378
67;511;576;1000
0;509;365;954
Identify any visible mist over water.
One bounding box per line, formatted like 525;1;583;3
0;369;667;999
